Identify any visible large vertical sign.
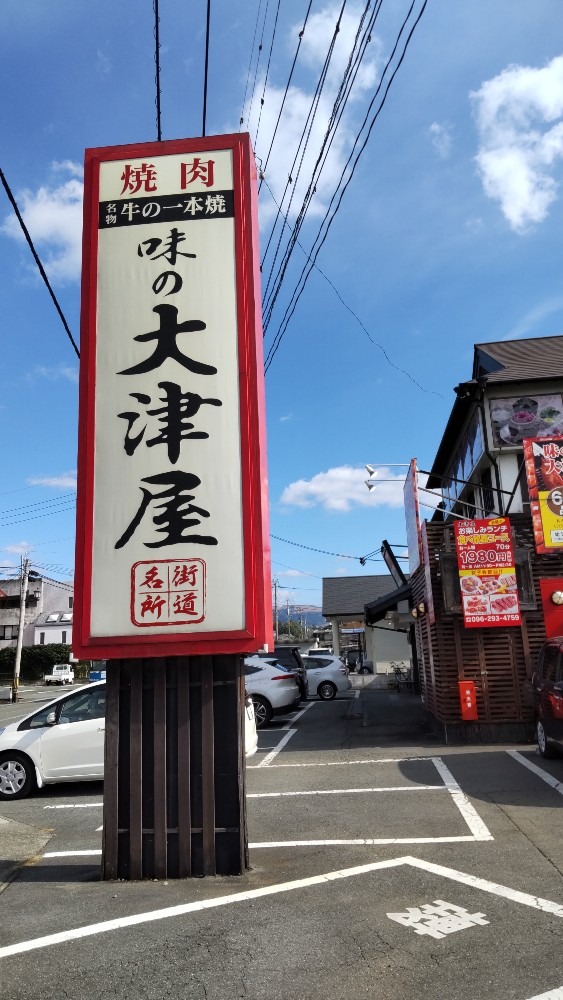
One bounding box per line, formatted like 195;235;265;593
454;517;520;629
404;459;421;575
74;135;273;659
523;436;563;553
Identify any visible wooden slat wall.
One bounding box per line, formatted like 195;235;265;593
413;513;561;728
102;655;246;880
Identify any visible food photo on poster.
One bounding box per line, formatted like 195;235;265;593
454;517;521;628
489;393;563;447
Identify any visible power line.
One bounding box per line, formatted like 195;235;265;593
202;0;211;136
153;0;162;140
262;0;378;328
245;0;272;133
0;167;79;358
264;0;429;372
253;0;282;149
257;0;314;180
260;176;442;396
271;533;382;563
239;0;265;129
0;494;76;518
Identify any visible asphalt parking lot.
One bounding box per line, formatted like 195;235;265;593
2;685;563;999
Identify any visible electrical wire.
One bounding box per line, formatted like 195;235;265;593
258;0;314;181
245;0;272;133
260;176;442;396
0;505;76;529
271;533;382;562
154;0;162;141
0;494;76;518
0;167;79;358
202;0;211;136
239;0;265;128
264;0;429;372
254;0;282;149
260;0;349;293
262;0;379;327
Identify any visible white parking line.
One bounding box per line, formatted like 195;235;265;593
526;989;563;999
256;728;296;767
248;785;446;798
247;755;430;770
43;803;103;810
250;836;480;848
4;853;563;959
431;757;493;841
508;751;563;796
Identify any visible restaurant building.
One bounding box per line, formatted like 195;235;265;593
406;335;563;742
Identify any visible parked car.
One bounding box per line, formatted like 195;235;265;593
0;680;258;800
261;645;308;700
533;637;563;757
303;654;351;700
244;655;300;728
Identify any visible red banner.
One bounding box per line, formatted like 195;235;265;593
523;436;563;553
454;517;521;629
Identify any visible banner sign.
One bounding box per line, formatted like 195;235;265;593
404;459;421;575
420;520;435;626
523;436;563;553
454;517;521;629
74;134;273;659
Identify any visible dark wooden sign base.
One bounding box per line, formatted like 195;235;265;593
102;655;248;880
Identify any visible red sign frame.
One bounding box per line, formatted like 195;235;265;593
74;134;273;659
454;516;521;629
523;436;563;553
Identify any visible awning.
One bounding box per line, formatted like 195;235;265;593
364;582;411;625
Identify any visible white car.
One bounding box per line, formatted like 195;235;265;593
303;654;351;700
244;655;301;728
0;680;258;800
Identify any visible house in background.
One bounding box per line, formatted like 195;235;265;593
0;574;74;649
322;575;411;673
33;609;74;646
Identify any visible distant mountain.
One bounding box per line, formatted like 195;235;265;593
276;606;327;627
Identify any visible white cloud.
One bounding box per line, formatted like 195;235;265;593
31;364;79;384
280;413;293;422
96;49;112;78
471;55;563;231
429;122;453;159
279;568;309;577
1;162;83;282
27;472;77;489
245;2;382;225
3;541;32;555
280;465;406;512
502;296;563;340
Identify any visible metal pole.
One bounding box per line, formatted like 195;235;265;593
13;557;29;702
273;579;279;641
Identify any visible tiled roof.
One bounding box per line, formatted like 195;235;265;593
322;575;399;616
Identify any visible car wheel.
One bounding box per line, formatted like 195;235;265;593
252;695;272;729
537;719;558;759
318;681;337;701
0;753;35;800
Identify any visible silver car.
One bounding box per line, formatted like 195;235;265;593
244;655;300;728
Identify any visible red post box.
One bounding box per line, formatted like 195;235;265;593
459;680;478;721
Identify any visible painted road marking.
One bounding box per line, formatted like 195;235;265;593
256;728;296;767
248;785;446;798
431;757;493;841
508;751;563;796
4;854;563;959
249;836;481;848
43;803;103;810
526;990;563;999
247;755;430;770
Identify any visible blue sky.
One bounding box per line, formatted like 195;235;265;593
1;0;563;612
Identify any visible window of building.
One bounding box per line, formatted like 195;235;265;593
61;631;67;644
68;596;73;609
39;632;45;645
61;613;73;622
480;467;496;516
47;613;60;623
0;625;15;640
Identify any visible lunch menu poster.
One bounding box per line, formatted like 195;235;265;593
454;517;521;629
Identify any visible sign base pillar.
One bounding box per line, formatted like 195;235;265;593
102;655;247;880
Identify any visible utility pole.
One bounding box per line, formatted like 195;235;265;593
273;578;279;642
13;556;30;702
